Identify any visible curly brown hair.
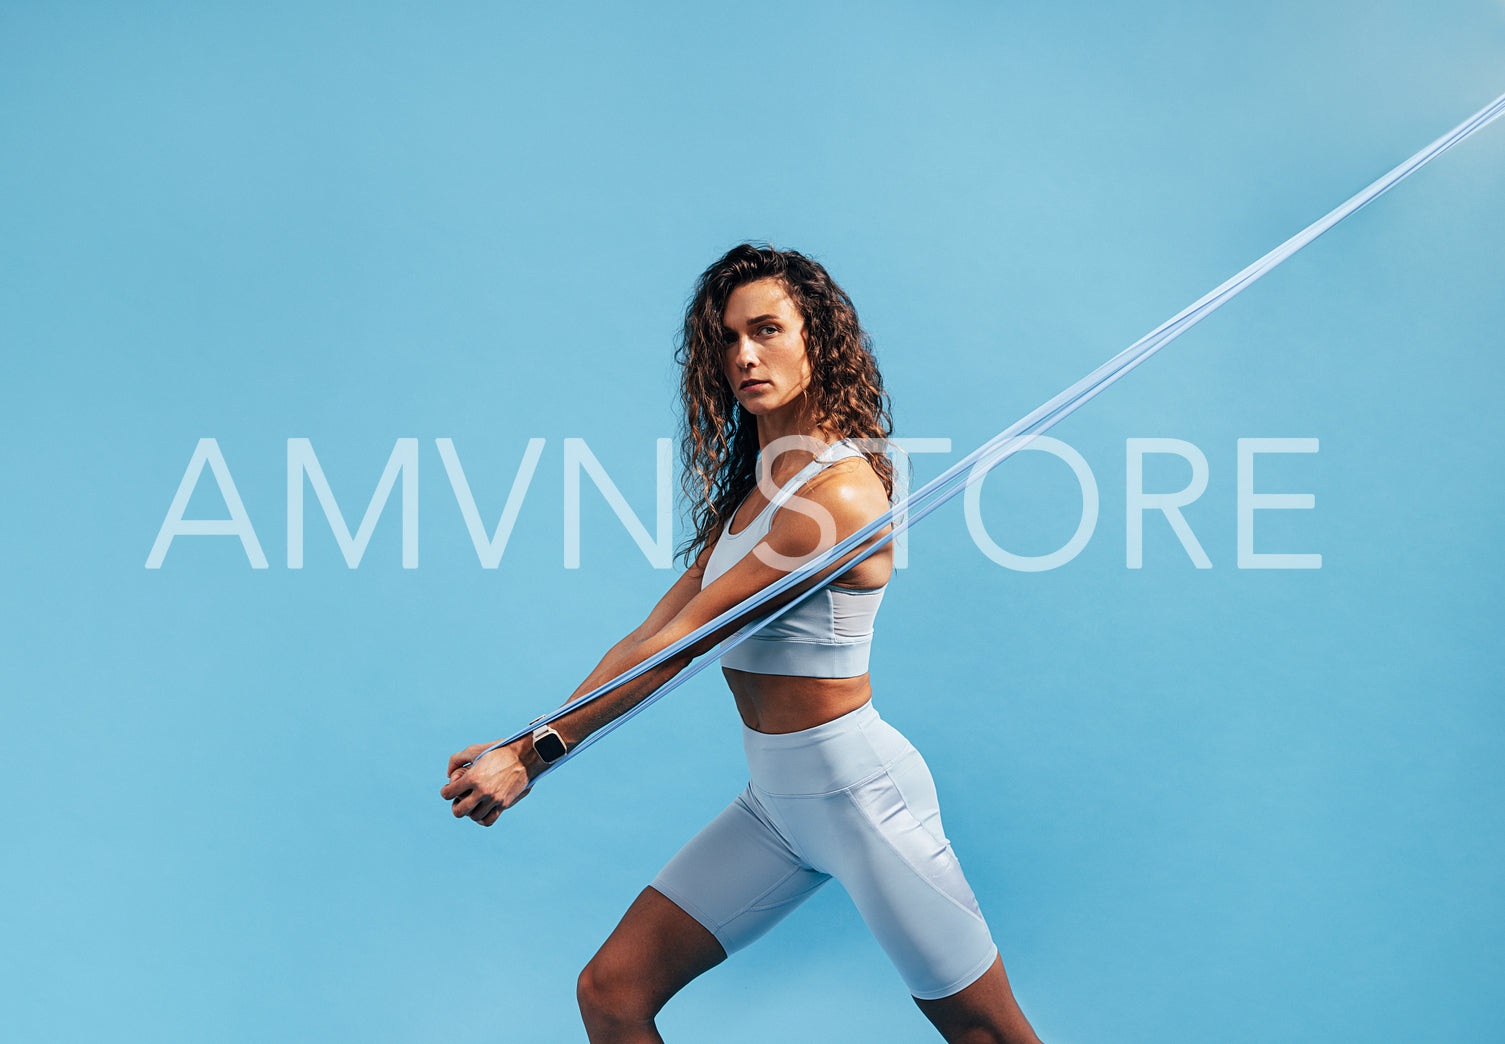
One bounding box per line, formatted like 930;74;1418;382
675;243;895;566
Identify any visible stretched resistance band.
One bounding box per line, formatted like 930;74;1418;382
473;89;1505;778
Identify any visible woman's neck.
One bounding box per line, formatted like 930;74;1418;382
754;398;834;456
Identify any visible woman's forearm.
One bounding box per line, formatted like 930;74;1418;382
566;629;651;702
551;644;691;751
442;629;700;822
540;602;721;741
541;628;700;755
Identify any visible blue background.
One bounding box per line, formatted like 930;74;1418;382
3;2;1502;1041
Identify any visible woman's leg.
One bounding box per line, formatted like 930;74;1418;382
577;886;727;1044
913;954;1044;1044
579;785;828;1041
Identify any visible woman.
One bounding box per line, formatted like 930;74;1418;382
441;244;1044;1044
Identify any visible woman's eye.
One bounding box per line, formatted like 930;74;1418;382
759;325;779;336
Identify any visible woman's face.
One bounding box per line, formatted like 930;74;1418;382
721;278;811;417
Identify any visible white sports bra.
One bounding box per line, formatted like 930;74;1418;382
702;439;888;679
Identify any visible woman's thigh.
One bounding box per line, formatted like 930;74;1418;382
585;784;829;1013
650;785;830;955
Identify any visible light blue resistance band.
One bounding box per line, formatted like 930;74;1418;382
474;89;1505;778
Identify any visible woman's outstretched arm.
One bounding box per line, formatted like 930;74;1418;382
438;546;714;826
438;463;891;826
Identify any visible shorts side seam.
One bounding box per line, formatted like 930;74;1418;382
739;864;814;915
843;775;991;927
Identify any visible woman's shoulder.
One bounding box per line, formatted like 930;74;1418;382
802;452;891;527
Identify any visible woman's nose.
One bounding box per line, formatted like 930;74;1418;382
732;337;759;367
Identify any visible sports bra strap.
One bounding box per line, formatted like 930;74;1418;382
766;459;831;514
762;440;864;513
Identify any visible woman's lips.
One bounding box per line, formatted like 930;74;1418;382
740;379;769;390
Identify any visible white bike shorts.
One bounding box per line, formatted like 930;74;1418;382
650;701;999;1000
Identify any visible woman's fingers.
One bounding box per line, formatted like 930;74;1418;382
450;787;480;818
447;742;487;779
477;780;532;825
439;770;470;802
448;776;506;818
442;742;532;824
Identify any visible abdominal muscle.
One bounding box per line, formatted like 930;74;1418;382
725;667;874;735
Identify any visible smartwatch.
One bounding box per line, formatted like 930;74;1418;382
530;724;568;765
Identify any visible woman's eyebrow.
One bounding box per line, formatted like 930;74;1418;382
722;314;781;336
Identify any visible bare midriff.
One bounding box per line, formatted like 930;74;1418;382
725;668;874;734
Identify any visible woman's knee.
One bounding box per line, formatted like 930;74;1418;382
576;951;659;1025
576;887;727;1031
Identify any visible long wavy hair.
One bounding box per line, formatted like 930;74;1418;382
675;243;895;566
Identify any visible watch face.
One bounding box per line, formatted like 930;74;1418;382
534;729;568;763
